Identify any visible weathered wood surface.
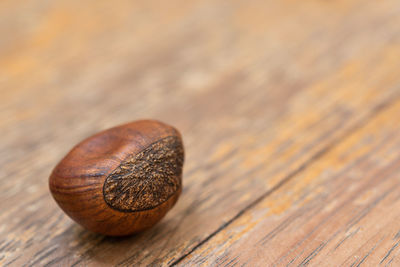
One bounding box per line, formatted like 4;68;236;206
182;91;400;267
1;0;400;266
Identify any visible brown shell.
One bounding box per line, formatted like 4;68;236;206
49;120;184;236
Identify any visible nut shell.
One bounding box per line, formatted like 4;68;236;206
49;120;184;236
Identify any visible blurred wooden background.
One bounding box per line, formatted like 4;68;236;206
2;0;400;266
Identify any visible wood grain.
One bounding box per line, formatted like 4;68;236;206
181;95;400;267
1;0;400;266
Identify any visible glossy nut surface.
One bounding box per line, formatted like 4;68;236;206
49;120;184;236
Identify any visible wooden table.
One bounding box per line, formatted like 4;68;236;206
2;0;400;266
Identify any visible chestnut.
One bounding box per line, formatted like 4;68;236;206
49;120;184;236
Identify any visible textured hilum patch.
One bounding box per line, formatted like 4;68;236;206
103;136;184;212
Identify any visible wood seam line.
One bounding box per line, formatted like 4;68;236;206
169;87;400;267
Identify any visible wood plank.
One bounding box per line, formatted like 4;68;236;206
181;95;400;266
1;0;400;266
